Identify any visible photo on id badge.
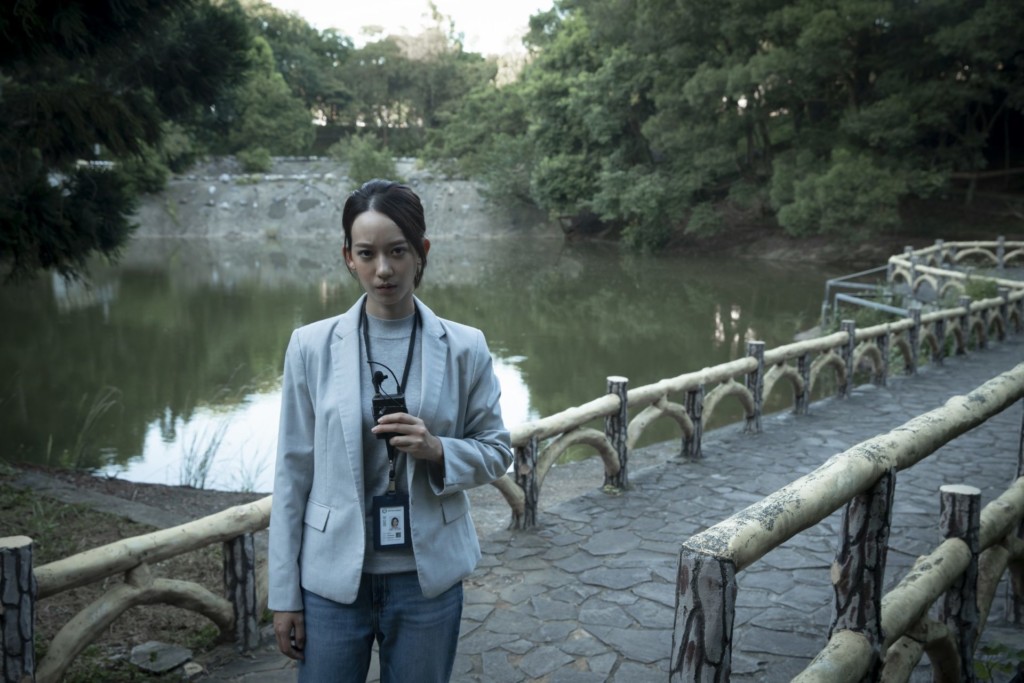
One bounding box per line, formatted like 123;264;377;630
374;497;411;549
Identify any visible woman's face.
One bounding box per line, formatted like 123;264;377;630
344;210;429;319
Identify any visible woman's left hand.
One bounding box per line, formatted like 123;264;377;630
373;413;444;465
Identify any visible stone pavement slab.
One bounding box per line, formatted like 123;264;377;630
196;336;1023;682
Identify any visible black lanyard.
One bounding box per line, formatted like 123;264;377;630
359;298;420;397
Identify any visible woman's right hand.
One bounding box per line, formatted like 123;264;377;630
273;610;306;660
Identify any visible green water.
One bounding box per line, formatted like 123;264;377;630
0;236;846;490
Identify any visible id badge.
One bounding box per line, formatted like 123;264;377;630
372;492;411;551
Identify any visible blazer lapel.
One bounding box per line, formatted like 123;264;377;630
415;299;448;445
332;298;366;504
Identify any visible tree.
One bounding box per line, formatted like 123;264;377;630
242;1;354;124
433;0;1024;248
344;37;416;139
425;82;534;207
224;36;315;156
0;0;251;281
336;8;498;154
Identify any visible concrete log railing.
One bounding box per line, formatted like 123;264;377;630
0;497;272;683
494;241;1024;530
669;363;1024;683
889;238;1024;302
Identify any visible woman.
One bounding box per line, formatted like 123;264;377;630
268;179;513;682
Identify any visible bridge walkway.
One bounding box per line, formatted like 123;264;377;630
197;335;1024;682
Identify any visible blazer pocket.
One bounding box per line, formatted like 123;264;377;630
440;492;469;525
303;500;330;532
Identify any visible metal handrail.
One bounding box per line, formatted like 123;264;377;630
833;292;910;319
820;265;891;326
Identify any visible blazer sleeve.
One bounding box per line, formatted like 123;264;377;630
431;328;513;495
268;330;315;612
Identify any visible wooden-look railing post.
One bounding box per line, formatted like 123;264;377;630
829;469;895;680
683;384;704;459
977;306;989;349
997;235;1006;270
907;307;921;375
604;376;629;490
875;332;890;385
997;287;1010;341
933;319;946;366
840;320;856;398
958;296;972;354
909;251;919;296
744;341;765;434
671;548;736;683
934;239;946;266
513;436;539;529
938;484;981;683
795;353;811;414
1012;402;1024;625
223;533;260;651
1;536;36;683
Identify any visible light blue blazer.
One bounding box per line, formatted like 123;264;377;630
268;296;513;610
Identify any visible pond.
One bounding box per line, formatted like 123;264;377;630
0;234;848;491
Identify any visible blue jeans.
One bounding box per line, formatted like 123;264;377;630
298;573;462;683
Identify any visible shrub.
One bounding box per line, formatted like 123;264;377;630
773;149;905;239
328;135;399;187
237;147;273;173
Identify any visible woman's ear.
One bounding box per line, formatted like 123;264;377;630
342;247;354;270
422;238;431;257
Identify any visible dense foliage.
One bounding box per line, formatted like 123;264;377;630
432;0;1024;248
4;0;1022;280
0;0;252;280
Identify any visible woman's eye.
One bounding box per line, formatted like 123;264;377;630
392;246;407;256
357;250;373;259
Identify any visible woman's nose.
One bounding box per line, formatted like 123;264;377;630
375;256;393;276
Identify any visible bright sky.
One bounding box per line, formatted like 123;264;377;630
268;0;554;55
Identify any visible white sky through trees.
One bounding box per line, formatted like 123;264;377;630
268;0;552;55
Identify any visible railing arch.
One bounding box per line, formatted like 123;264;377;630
626;396;693;451
919;324;943;363
762;361;805;408
809;351;847;397
952;247;1000;266
851;340;885;380
538;427;619;489
971;314;989;349
912;272;940;298
987;308;1007;342
702;379;755;428
939;278;966;299
891;270;911;288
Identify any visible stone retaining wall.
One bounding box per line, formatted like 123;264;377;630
132;157;548;241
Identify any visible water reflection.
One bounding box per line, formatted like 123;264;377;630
0;236;841;490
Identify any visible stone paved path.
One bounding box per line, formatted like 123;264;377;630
196;336;1024;682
